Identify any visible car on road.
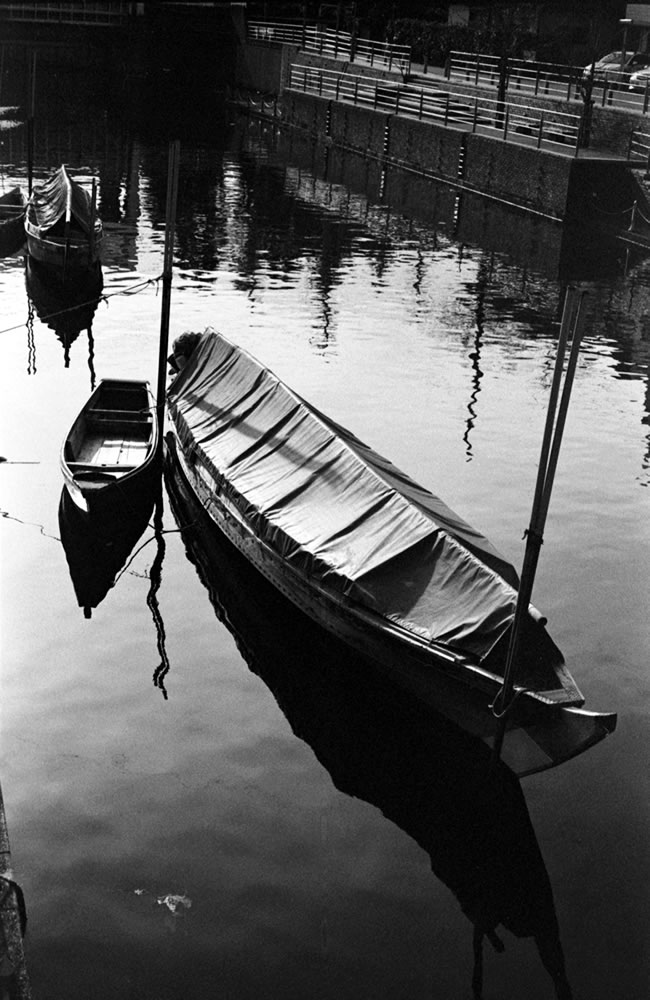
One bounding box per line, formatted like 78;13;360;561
583;50;650;88
629;64;650;91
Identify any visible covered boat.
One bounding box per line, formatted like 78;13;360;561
166;329;616;775
25;164;102;272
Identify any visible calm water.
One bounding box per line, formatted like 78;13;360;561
1;57;649;1000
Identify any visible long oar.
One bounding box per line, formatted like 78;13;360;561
490;287;588;766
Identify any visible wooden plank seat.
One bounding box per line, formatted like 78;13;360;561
68;462;136;472
88;408;151;421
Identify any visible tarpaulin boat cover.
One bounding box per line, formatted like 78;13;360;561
168;331;524;661
28;166;97;235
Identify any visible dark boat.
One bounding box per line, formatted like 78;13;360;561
163;446;574;1000
61;379;159;515
165;330;616;777
58;482;156;618
25;165;102;272
25;254;103;364
0;186;26;255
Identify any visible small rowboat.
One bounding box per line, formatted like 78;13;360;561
0;186;26;255
25;164;102;273
61;379;159;515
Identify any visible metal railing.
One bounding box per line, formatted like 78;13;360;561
288;64;582;154
0;2;133;24
247;21;411;76
629;129;650;165
448;52;582;100
447;50;650;111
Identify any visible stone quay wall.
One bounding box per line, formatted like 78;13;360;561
281;90;573;219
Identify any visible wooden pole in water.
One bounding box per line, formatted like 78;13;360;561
155;139;181;445
89;178;97;261
27;51;36;196
490;287;588;767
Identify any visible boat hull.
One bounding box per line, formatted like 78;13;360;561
164;432;616;776
25;224;102;271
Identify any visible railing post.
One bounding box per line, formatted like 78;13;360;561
475;55;480;85
473;97;479;132
537;112;544;148
445;91;450;125
502;105;509;140
336;75;341;101
396;89;400;114
419;90;424;119
354;77;359;104
644;80;650;114
370;43;374;66
535;68;540;96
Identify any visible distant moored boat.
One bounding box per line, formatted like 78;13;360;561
25;164;102;273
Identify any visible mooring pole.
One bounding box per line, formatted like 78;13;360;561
490;287;588;767
89;178;97;260
155;139;181;447
27;51;37;195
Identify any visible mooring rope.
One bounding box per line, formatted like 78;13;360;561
0;272;162;338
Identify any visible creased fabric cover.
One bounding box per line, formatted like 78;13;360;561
29;166;97;235
168;331;520;660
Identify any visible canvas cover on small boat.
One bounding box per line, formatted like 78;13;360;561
29;166;96;235
168;331;524;661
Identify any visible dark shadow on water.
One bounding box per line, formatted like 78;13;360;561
25;255;103;381
58;478;156;619
163;444;574;1000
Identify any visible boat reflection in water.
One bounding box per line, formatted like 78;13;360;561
25;255;103;371
58;477;156;619
164;448;573;1000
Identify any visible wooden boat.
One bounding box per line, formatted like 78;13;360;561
164;451;573;997
0;186;26;255
25;164;102;272
165;329;616;777
61;379;159;515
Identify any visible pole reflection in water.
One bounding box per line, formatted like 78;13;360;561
148;481;171;700
58;476;156;619
463;260;487;462
163;449;573;1000
24;255;103;382
26;295;36;375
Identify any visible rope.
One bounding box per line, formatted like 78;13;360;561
0;273;162;338
489;684;528;719
0;507;60;542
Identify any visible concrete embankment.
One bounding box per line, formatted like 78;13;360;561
234;37;650;226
